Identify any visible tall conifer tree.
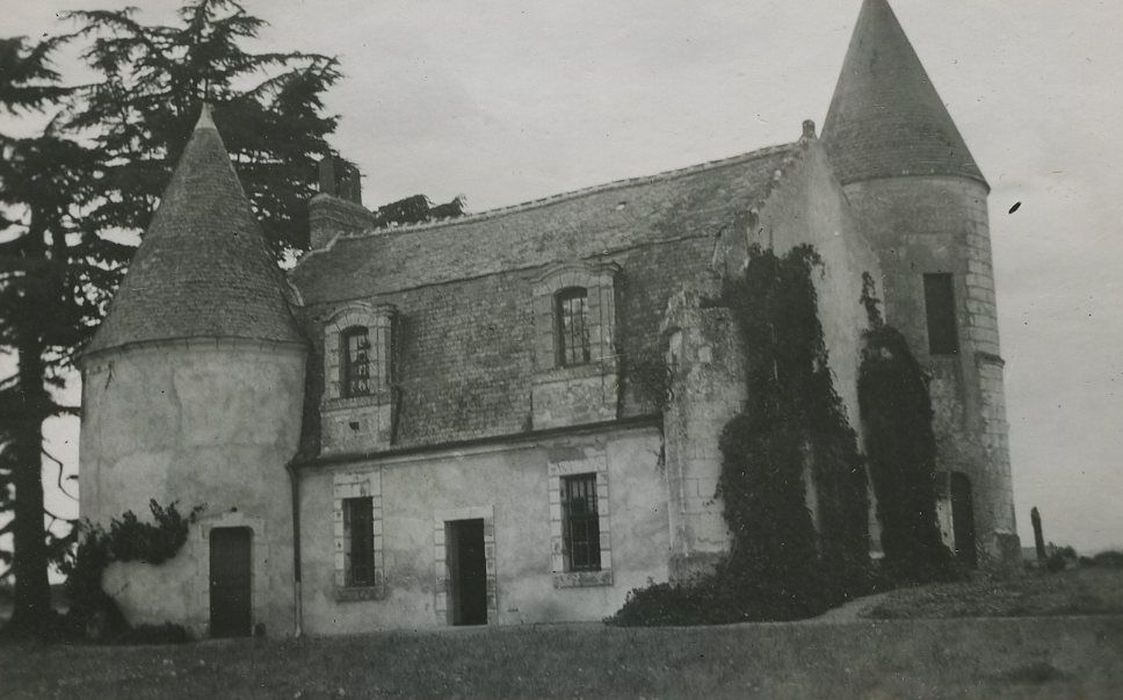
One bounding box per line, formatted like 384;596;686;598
0;35;100;631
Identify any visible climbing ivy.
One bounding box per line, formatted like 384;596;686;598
718;245;871;605
62;500;204;633
857;273;957;582
610;245;873;625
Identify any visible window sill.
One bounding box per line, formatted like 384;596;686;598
535;359;617;384
322;391;392;412
333;584;385;602
553;570;613;589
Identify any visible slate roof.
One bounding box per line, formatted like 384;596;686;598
292;144;796;303
821;0;986;187
84;107;304;357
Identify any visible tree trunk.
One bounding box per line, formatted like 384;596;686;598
8;335;51;631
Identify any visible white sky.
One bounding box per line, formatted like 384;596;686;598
4;0;1122;554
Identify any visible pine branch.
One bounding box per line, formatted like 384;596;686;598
43;448;78;501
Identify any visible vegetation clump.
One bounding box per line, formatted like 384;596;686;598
611;245;874;625
857;274;958;583
61;500;203;639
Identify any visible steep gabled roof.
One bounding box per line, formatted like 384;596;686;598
84;106;304;357
292;144;796;304
822;0;986;187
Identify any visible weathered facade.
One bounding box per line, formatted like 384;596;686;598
79;0;1018;637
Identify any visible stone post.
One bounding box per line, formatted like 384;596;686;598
1031;507;1046;562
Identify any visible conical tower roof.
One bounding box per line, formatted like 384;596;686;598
822;0;986;187
84;106;304;357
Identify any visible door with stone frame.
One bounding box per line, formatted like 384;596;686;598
209;526;253;637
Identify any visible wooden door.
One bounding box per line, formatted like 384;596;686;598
449;519;487;625
209;527;252;637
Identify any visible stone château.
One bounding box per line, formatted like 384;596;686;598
78;0;1018;637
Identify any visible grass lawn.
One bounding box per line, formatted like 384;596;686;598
2;615;1122;698
3;570;1122;697
866;566;1123;619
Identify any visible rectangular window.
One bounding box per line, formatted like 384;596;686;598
556;288;592;367
561;473;601;571
344;496;375;586
923;273;959;355
342;327;372;397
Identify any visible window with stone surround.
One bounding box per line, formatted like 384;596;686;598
531;262;621;430
341;326;372;398
333;471;384;600
923;273;959;355
561;473;600;571
555;287;591;367
321;303;397;454
344;496;375;586
549;453;612;588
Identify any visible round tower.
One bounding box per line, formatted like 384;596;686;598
822;0;1018;566
78;106;308;636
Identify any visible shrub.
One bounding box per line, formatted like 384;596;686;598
1089;550;1123;568
60;500;203;638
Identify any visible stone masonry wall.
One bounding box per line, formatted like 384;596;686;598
80;340;306;636
658;137;882;577
842;176;1017;562
299;236;714;454
660;282;746;581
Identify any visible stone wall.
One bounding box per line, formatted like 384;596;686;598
842;175;1017;563
299;236;714;454
80;340;306;636
660;283;745;581
297;424;667;632
658;137;883;576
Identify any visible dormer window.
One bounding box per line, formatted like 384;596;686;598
341;326;372;397
556;287;591;367
530;261;620;430
321;303;397;454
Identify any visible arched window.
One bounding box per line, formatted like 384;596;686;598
555;287;591;367
341;325;372;397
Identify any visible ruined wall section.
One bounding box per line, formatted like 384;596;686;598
660;281;745;581
660;135;883;578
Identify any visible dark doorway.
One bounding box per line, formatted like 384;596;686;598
209;527;253;637
447;519;487;626
950;473;977;568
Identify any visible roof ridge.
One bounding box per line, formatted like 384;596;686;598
340;142;795;241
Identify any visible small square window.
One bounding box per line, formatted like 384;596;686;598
561;473;601;571
923;273;959;355
343;496;375;586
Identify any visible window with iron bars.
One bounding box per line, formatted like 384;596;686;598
561;473;601;571
343;496;375;586
341;326;372;397
555;287;591;367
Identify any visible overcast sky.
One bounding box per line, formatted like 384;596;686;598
5;0;1122;554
